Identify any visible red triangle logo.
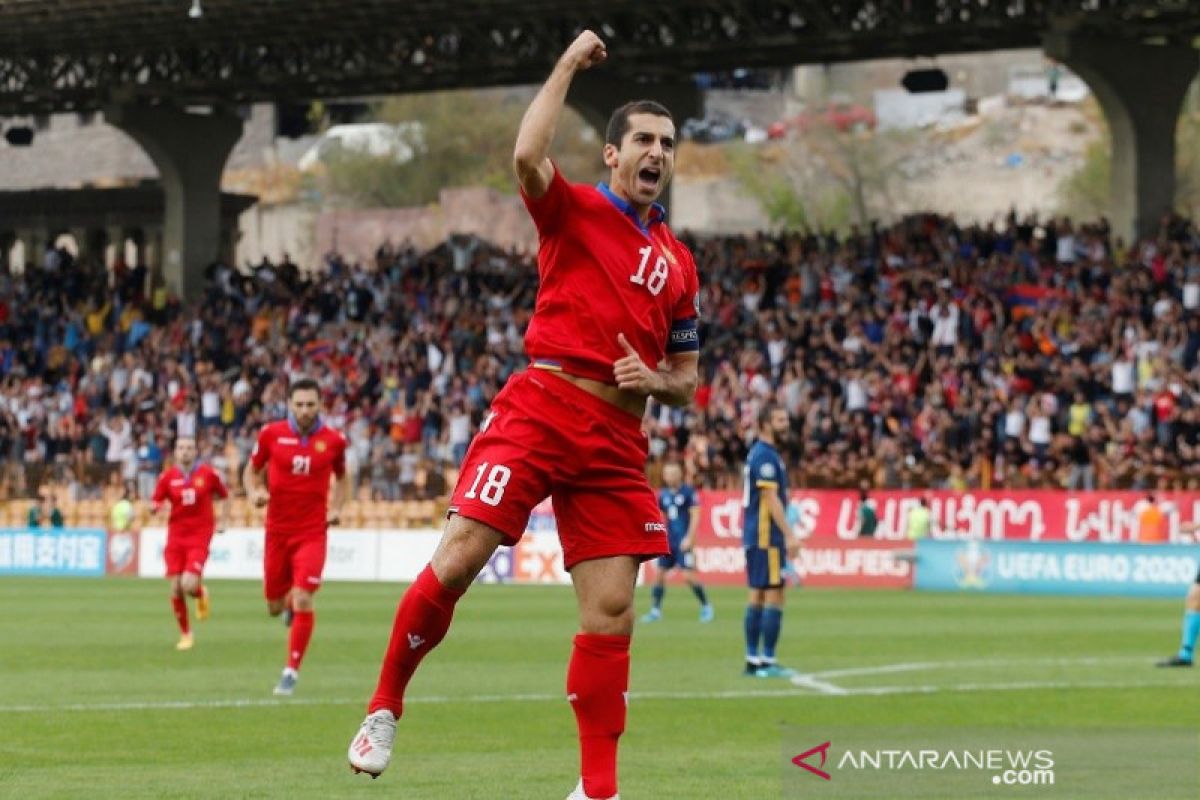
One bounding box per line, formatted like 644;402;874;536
792;741;832;781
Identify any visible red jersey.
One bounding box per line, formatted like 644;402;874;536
251;418;346;537
153;464;228;541
520;167;700;385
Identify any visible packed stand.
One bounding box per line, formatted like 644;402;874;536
2;212;1199;512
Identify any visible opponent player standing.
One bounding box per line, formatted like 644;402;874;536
742;405;801;678
347;30;701;800
150;436;230;651
642;462;712;623
244;378;349;696
1158;520;1200;667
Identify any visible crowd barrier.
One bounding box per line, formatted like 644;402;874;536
3;490;1198;597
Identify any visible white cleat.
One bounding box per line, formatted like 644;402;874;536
273;668;298;696
566;779;619;800
348;709;397;779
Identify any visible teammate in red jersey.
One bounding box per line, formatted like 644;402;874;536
348;30;700;800
150;436;230;651
244;377;349;696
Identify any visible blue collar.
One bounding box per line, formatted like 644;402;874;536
288;412;323;444
180;462;200;481
596;183;665;235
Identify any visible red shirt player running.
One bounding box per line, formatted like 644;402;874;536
150;436;230;652
348;30;700;800
244;378;349;697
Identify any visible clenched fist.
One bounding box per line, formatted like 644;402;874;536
562;30;607;72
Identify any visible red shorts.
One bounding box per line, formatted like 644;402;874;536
449;369;668;570
263;531;327;600
164;538;210;578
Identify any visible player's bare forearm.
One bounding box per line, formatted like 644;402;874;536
243;463;269;507
649;354;699;408
615;340;698;407
767;492;791;539
241;462;259;495
513;30;606;197
329;475;350;522
217;499;230;533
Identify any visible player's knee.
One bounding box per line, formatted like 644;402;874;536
580;591;635;635
292;591;315;611
267;600;286;616
1186;586;1200;610
432;518;502;590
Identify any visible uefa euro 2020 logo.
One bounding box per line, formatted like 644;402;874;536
955;540;990;589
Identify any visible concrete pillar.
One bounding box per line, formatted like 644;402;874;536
104;105;243;301
105;225;124;270
1045;34;1199;242
566;72;703;219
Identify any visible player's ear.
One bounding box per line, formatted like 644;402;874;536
603;142;619;169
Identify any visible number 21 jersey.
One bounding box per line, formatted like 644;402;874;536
251;418;347;537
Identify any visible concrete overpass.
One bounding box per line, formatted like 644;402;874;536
1;0;1197;297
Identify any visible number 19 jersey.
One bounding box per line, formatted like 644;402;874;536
251;419;347;537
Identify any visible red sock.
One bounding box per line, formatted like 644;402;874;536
171;595;190;635
287;610;315;670
368;564;465;716
567;633;630;800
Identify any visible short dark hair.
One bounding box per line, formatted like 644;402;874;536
288;377;320;398
758;404;785;430
605;100;673;146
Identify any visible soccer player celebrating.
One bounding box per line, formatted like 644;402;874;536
244;378;349;696
150;436;230;651
742;405;801;678
642;462;712;623
347;30;700;800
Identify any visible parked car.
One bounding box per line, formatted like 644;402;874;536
680;114;748;143
767;103;877;138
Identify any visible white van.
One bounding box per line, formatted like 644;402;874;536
297;122;423;171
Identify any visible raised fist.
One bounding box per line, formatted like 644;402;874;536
562;30;607;71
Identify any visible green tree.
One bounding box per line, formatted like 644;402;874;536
315;88;605;208
726;122;917;232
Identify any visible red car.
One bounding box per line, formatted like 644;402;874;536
767;103;877;138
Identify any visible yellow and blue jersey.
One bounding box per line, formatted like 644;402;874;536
659;485;697;546
742;440;788;549
742;440;788;589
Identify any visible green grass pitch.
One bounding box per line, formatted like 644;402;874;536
0;577;1195;798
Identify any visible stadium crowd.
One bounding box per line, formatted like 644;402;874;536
2;209;1199;509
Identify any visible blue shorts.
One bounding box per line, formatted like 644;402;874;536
657;540;694;571
745;546;785;589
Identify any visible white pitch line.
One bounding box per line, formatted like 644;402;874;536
787;673;849;695
810;655;1152;680
0;688;811;714
0;668;1186;714
835;678;1192;697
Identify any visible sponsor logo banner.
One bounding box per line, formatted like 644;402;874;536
697;489;1200;544
106;529;140;576
0;528;106;577
915;539;1200;597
